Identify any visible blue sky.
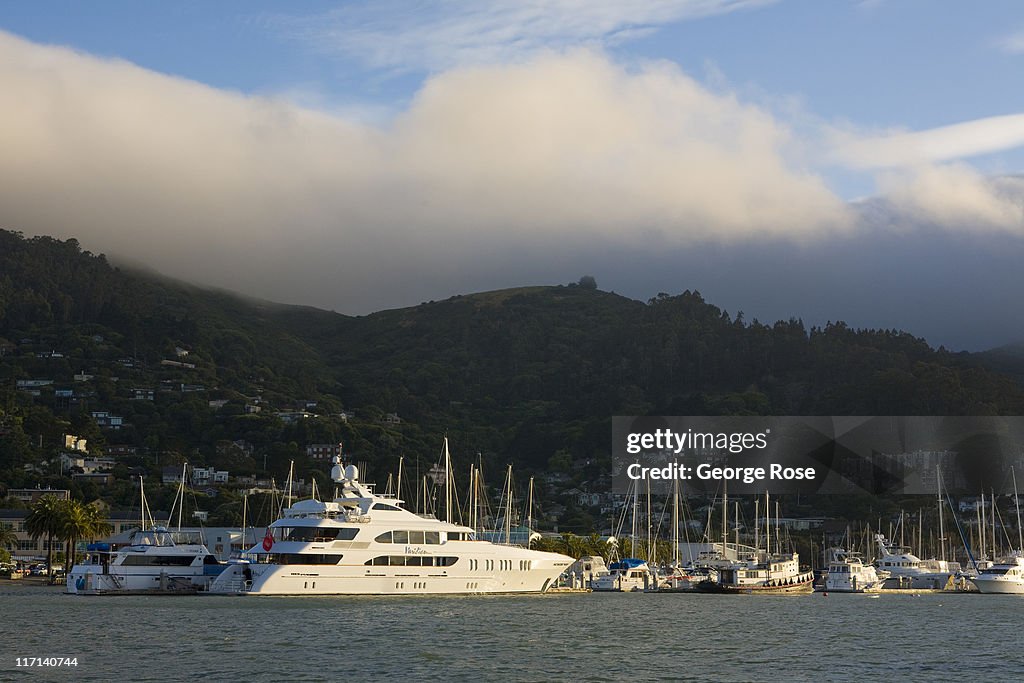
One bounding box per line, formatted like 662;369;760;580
2;1;1024;348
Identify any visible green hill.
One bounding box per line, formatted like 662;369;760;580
2;229;1023;527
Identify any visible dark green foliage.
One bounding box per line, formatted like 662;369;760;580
2;229;1024;528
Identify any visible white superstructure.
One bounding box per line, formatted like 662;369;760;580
208;460;572;595
873;534;958;590
820;548;886;593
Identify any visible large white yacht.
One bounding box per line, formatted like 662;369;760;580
819;548;886;593
208;460;573;595
66;527;224;595
970;554;1024;594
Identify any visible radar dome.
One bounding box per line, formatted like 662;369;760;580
344;464;359;481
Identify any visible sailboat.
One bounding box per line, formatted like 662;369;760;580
592;479;653;592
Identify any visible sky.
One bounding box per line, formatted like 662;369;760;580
1;1;1024;350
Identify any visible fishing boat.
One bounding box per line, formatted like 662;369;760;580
695;492;813;594
818;548;886;593
207;449;572;595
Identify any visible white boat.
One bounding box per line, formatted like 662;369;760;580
66;527;224;595
67;472;224;595
591;557;652;592
696;550;814;594
873;534;958;590
207;459;572;595
970;554;1024;594
819;548;886;593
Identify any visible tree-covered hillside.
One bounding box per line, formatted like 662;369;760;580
2;229;1023;529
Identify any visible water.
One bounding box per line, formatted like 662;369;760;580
3;586;1023;681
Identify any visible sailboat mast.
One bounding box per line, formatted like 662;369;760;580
981;492;987;559
241;493;247;556
672;478;680;566
1014;467;1023;553
444;438;452;524
504;464;513;546
177;462;186;530
396;456;404;502
527;476;534;535
937;470;946;562
721;481;728;557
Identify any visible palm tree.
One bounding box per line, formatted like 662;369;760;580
59;500;112;570
25;495;64;579
0;523;17;550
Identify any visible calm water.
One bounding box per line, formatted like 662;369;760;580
2;586;1022;681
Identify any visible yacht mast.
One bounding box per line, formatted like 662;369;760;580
981;492;987;559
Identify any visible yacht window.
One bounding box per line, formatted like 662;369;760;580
373;503;401;511
409;530;426;544
425;532;440;545
257;553;340;565
393;531;409;544
375;531;393;543
122;555;195;566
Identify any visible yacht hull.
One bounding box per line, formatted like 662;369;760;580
208;557;569;595
970;577;1024;594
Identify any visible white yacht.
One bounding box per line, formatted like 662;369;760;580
207;460;572;595
819;548;886;593
873;534;958;590
970;554;1024;594
67;527;224;595
591;558;652;592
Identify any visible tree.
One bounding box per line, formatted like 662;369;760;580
59;500;112;570
0;523;17;551
25;495;63;578
577;275;597;290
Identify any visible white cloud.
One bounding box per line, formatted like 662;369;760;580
282;0;775;73
0;31;849;312
871;165;1024;234
830;114;1024;169
996;28;1024;55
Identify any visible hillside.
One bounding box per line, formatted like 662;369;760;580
2;229;1024;530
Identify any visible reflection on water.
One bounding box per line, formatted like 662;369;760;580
4;587;1024;681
